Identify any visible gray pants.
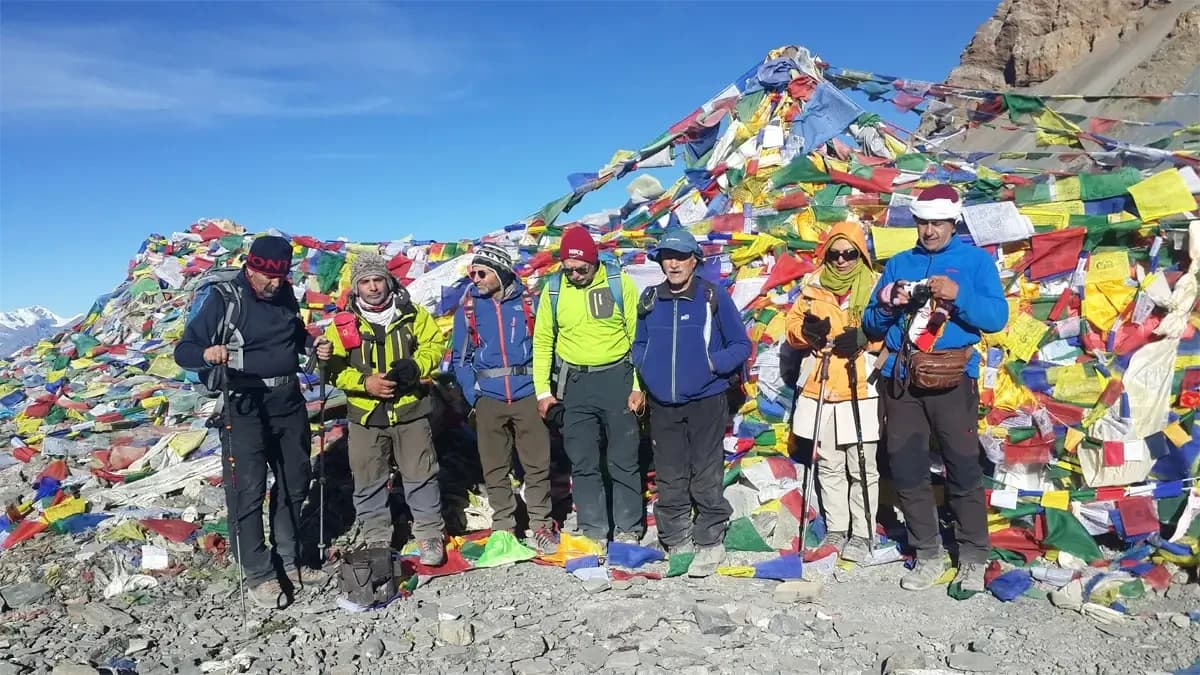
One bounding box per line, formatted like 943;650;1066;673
348;417;443;543
561;361;644;540
475;395;553;532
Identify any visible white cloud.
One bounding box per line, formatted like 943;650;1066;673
0;4;480;123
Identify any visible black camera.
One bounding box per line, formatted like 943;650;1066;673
898;280;933;307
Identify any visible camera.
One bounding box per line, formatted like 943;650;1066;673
897;280;933;307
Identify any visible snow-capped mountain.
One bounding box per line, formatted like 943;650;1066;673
0;306;82;358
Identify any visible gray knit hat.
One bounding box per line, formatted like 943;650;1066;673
351;253;393;288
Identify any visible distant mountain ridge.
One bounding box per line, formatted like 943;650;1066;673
0;306;82;357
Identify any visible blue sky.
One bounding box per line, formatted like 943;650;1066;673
0;1;998;317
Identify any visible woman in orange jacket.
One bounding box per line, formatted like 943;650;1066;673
785;221;881;562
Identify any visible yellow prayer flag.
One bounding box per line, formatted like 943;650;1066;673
1128;169;1197;222
1082;280;1137;331
1064;427;1085;453
1086;250;1130;285
716;565;758;578
1054;175;1082;202
869;226;918;260
1040;490;1070;510
167;429;209;458
1020;208;1070;231
1022;200;1084;215
41;496;86;524
1003;313;1049;362
140;395;167;410
1164;422;1191;448
1033;108;1083;148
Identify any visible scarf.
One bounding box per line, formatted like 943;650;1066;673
357;294;397;327
818;236;874;320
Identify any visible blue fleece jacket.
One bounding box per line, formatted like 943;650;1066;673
451;282;535;405
632;278;752;405
863;236;1008;379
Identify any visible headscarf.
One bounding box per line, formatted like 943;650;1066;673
816;221;874;320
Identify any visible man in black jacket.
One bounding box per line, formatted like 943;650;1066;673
174;235;328;610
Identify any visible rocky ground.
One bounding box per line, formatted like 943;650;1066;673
3;534;1199;675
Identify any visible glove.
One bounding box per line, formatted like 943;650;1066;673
386;358;421;391
831;327;867;357
545;403;566;430
801;313;831;348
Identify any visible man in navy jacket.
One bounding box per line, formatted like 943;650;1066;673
451;244;558;554
632;229;752;577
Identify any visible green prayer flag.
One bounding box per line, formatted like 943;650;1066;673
725;517;774;553
894;153;931;173
1002;93;1045;120
473;531;536;568
1043;507;1103;563
1158;494;1187;525
1078;168;1141;201
947;580;983;601
999;503;1041;519
538;193;577;228
723;464;743;488
735;90;766;124
666;552;695;577
770;155;830;188
316;253;345;294
813;205;849;223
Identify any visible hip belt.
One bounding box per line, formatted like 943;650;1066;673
476;365;531;379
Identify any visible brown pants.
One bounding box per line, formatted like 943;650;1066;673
475;395;553;532
348;418;443;543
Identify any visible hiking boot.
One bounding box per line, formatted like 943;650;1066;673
687;544;726;578
418;537;446;566
955;562;987;593
248;579;285;610
668;541;696;558
823;530;848;550
900;556;948;591
288;566;331;591
532;526;561;555
613;531;643;545
841;536;870;563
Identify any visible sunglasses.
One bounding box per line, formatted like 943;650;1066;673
468;269;490;280
562;264;592;276
826;249;860;262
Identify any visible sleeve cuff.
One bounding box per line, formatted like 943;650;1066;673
537;392;554;401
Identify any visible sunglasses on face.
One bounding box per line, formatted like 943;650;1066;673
562;264;592;276
469;269;490;280
826;249;860;262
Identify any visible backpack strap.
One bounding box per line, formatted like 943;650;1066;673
548;271;563;340
211;281;244;350
604;260;625;317
521;293;535;337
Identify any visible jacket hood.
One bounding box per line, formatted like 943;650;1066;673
817;221;873;268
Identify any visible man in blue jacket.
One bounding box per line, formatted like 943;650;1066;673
632;229;752;577
863;184;1008;593
451;244;558;554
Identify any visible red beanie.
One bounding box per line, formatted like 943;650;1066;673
559;227;599;265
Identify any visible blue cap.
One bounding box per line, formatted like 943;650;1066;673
650;229;703;262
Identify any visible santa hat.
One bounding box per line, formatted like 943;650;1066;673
910;183;962;222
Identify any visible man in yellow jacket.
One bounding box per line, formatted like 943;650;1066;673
317;254;448;565
533;226;644;547
786;221;881;562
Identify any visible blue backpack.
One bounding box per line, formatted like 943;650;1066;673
182;267;244;395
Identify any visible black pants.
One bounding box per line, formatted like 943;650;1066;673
650;393;732;548
881;375;988;564
561;362;643;540
221;387;312;586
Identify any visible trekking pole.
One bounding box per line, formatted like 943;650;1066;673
220;365;248;623
317;361;329;565
846;356;876;557
799;348;832;559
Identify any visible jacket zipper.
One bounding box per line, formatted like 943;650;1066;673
671;299;678;402
494;299;512;402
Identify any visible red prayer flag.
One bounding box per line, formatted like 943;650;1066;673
1116;496;1158;537
1029;228;1085;280
1102;441;1125;467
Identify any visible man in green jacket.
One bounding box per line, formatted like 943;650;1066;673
317;254;448;565
533;226;644;547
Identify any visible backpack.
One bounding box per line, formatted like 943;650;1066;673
182;267;245;395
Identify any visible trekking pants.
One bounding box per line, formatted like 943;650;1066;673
475;394;554;533
881;376;988;563
561;360;644;540
650;393;732;548
348;417;443;544
221;388;312;587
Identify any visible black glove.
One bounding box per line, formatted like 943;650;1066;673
385;358;421;391
801;313;831;348
832;327;867;357
545;403;566;430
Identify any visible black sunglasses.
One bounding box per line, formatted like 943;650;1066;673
562;264;592;276
826;249;860;262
